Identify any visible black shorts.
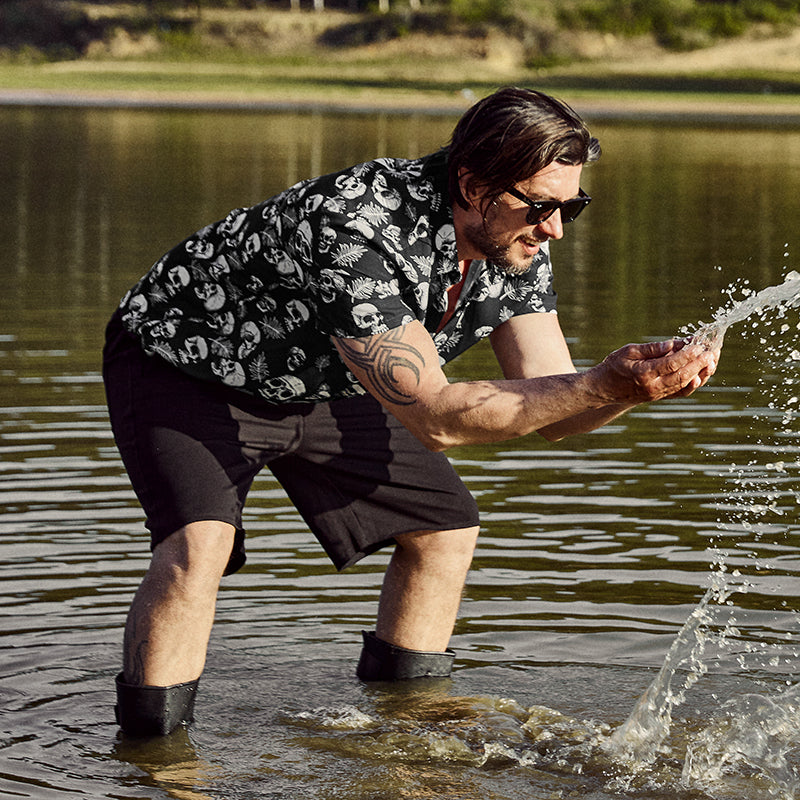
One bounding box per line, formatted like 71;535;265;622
102;313;479;575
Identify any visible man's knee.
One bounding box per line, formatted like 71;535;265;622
149;521;236;594
394;526;479;566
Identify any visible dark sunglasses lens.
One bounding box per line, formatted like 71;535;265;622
527;203;558;225
520;192;591;225
560;197;591;223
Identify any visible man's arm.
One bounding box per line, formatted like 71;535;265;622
333;318;718;452
489;313;634;441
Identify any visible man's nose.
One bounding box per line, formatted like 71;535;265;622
537;210;564;240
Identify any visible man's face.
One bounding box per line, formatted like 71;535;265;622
458;161;584;276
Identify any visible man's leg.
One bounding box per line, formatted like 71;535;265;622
357;526;479;681
376;526;479;651
123;520;236;686
115;520;235;736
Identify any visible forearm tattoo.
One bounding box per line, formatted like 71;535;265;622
338;328;425;406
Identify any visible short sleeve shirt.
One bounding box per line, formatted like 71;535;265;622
118;151;558;404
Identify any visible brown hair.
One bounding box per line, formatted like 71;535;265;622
447;87;601;212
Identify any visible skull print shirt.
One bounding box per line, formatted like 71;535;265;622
117;151;558;404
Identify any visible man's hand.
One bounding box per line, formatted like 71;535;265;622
589;339;719;405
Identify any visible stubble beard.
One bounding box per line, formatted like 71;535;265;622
461;219;536;277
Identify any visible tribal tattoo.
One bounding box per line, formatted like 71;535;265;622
338;328;425;406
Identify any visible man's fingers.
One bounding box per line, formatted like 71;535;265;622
620;339;677;361
596;339;718;404
655;346;717;396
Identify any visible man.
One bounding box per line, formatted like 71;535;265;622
104;87;718;736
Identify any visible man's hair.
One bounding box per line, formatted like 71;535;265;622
447;87;601;211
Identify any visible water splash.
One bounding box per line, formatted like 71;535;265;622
683;686;800;799
604;268;800;797
605;572;743;769
686;270;800;351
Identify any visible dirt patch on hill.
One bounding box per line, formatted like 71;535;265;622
609;25;800;75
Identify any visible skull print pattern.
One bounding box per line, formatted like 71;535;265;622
118;153;558;405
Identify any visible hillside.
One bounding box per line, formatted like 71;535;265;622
2;2;800;117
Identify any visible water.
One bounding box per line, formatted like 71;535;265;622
601;272;800;796
689;270;800;350
3;104;800;799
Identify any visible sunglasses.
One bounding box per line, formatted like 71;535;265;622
505;187;592;225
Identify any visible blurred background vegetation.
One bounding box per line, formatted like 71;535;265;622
3;0;800;65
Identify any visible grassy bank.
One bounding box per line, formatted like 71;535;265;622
2;2;800;117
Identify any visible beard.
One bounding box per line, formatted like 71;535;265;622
459;218;537;276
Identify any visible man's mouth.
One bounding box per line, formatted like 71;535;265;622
519;236;543;254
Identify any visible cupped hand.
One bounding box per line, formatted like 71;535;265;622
590;338;720;405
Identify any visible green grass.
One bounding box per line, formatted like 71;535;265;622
3;58;800;118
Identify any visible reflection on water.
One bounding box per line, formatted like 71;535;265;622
2;104;800;798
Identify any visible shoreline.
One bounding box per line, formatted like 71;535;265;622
4;3;800;126
3;87;800;126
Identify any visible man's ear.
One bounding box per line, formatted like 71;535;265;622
457;168;483;211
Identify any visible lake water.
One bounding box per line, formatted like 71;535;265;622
2;103;800;799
